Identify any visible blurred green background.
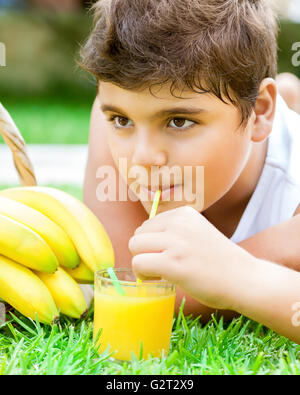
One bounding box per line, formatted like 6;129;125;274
0;2;95;144
0;1;300;145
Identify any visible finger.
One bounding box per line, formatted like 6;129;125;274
135;274;162;281
134;219;166;235
129;232;174;255
134;208;180;235
132;252;169;280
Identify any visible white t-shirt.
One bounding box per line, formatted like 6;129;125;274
231;94;300;243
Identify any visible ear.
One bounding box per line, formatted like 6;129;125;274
251;78;277;143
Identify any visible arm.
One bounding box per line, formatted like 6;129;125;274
198;209;300;320
238;206;300;271
177;209;300;320
232;256;300;344
130;206;300;344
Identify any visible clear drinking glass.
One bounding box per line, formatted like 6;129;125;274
93;268;176;361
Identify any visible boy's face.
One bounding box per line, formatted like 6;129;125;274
98;81;254;215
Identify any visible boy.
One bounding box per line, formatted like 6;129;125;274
80;0;300;342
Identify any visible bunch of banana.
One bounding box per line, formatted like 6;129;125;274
64;260;94;284
0;255;59;324
35;267;88;319
0;186;115;324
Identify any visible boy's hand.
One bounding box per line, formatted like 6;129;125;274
129;206;256;311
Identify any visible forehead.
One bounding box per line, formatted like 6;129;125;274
98;81;233;113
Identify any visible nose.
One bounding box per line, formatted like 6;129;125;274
131;129;167;167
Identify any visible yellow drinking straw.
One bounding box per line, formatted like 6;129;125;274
107;190;162;294
149;189;162;220
137;189;161;285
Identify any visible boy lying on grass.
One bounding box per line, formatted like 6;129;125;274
80;0;300;343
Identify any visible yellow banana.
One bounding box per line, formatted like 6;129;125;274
0;186;115;273
0;196;79;269
64;261;94;284
0;213;58;273
35;266;88;319
0;255;59;324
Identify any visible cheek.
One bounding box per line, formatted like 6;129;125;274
171;128;250;173
107;134;131;179
171;126;251;208
202;129;251;205
108;135;149;193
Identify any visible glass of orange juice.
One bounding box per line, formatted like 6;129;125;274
93;268;176;361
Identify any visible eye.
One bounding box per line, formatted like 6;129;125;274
168;118;195;130
107;116;133;129
107;115;196;131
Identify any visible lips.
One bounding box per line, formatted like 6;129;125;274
139;185;181;201
141;185;175;192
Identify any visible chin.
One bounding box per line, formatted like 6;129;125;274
141;199;198;215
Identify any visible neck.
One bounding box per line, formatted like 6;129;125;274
202;139;268;238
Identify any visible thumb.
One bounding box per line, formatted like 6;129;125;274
132;252;168;280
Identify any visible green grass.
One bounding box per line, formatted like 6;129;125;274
1;100;92;145
0;183;299;375
1;303;300;375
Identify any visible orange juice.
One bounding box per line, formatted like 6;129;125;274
93;270;175;361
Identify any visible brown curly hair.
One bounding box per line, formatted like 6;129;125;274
80;0;278;126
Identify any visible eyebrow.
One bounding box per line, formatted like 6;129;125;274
100;104;209;121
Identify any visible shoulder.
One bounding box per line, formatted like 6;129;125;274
295;204;300;216
267;95;300;188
